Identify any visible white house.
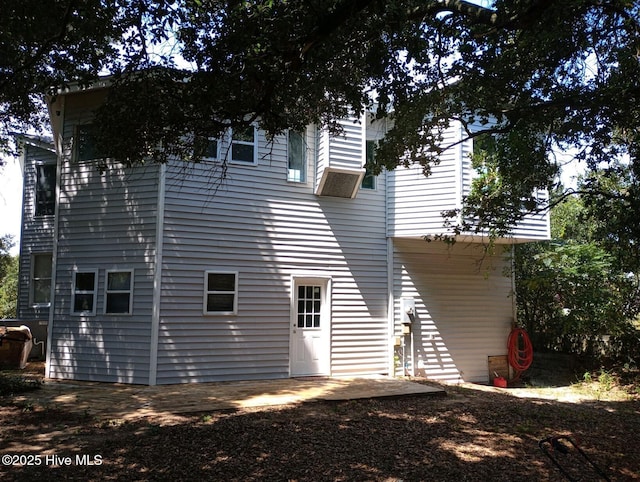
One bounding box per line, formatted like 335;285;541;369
15;83;549;385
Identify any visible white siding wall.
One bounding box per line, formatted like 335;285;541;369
47;91;158;384
157;130;389;384
317;115;366;173
388;123;462;238
505;190;551;241
389;120;550;242
393;239;514;383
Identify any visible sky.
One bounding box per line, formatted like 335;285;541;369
0;155;23;255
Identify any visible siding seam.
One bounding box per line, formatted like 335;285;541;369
45;117;64;379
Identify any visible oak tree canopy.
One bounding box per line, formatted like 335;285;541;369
2;0;639;234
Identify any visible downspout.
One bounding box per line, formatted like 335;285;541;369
148;163;166;386
45;96;65;379
386;156;395;376
387;239;395;376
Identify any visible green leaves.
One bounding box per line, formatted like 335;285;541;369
1;0;639;237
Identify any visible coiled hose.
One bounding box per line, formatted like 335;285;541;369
508;327;533;382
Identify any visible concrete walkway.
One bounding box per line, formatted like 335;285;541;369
15;375;445;421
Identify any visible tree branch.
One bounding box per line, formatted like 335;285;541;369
0;0;77;92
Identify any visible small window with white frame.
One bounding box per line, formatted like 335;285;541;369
30;253;52;306
287;130;306;182
105;270;133;314
71;270;98;315
230;126;257;164
204;271;238;315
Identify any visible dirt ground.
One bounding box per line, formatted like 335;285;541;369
1;357;639;481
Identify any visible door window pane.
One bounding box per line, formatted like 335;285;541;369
296;285;322;328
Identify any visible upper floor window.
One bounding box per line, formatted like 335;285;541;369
75;124;105;162
231;126;257;164
35;163;56;216
105;270;133;314
204;138;219;160
31;253;52;306
287;130;306;182
71;270;98;315
362;140;377;190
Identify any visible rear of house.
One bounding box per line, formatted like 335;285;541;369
14;85;549;385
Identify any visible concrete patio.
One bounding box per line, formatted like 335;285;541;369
11;374;445;421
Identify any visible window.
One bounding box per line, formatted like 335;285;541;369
231;126;257;164
71;270;98;315
287;130;306;182
31;253;52;306
204;138;219;160
76;124;105;162
35;163;56;216
204;271;238;314
105;270;133;314
361;140;377;190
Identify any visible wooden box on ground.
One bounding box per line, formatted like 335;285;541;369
488;355;509;381
0;326;33;369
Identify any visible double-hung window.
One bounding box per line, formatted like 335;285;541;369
230;126;257;164
105;270;133;314
31;253;52;306
287;130;306;182
35;163;56;216
72;270;98;315
204;271;238;315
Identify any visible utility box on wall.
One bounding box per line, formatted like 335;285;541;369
400;298;415;334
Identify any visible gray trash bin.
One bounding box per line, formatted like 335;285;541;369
0;326;33;369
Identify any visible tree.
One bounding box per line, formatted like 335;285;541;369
0;235;18;319
1;0;639;233
515;172;640;362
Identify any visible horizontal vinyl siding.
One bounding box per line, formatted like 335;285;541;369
157;129;388;384
389;121;550;242
388;123;462;237
393;239;513;383
507;190;551;241
48;92;157;384
317;116;366;173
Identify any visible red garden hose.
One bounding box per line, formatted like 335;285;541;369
508;327;533;382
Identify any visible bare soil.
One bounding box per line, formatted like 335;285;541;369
1;358;639;481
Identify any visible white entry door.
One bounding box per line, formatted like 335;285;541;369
290;277;331;376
